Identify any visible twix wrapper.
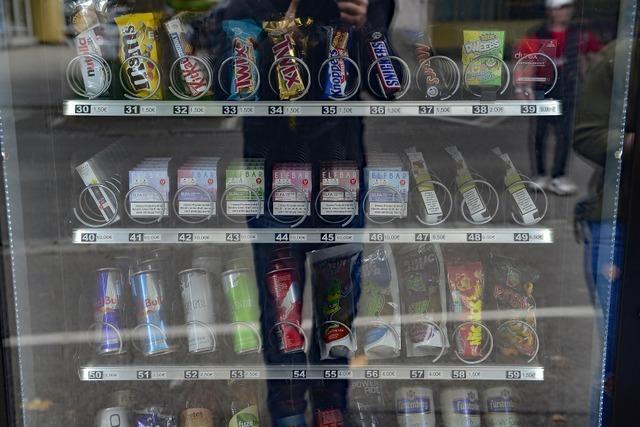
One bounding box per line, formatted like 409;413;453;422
115;12;163;99
223;19;262;100
263;18;312;100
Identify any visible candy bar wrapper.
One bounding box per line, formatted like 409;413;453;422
115;13;163;100
462;30;505;88
414;32;448;99
307;244;362;360
263;18;313;100
165;13;212;98
446;260;485;359
322;25;352;99
358;244;401;360
223;19;262;100
489;253;538;359
397;244;449;358
366;30;402;99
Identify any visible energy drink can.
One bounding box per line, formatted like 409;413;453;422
130;270;172;356
482;387;520;427
395;387;435;427
441;388;481;427
135;407;178;426
179;408;214;427
178;268;216;353
96;406;131;427
95;268;125;355
269;257;297;271
266;268;304;353
222;268;261;353
314;408;344;427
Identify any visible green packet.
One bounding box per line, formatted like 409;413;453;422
462;30;505;88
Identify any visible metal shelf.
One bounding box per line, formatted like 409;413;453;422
73;227;553;245
63;100;561;117
79;364;543;382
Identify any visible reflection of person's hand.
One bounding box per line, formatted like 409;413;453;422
337;0;369;29
514;87;535;100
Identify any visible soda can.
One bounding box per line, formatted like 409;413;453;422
269;257;297;271
179;408;214;427
266;268;304;353
272;245;293;259
222;268;262;354
178;268;216;353
135;407;178;427
130;270;172;356
441;388;481;427
226;257;252;271
482;387;520;427
314;408;344;427
96;406;131;427
192;256;222;279
95;268;125;355
395;386;436;427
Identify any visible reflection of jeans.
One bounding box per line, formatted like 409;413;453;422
534;103;575;178
584;220;623;427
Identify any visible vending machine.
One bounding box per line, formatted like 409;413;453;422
0;0;637;426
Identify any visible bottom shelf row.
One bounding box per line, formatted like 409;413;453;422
94;380;524;427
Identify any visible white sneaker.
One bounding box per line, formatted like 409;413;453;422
548;176;578;196
529;175;549;192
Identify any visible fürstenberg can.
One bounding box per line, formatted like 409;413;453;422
395;386;436;427
130;270;172;356
178;268;216;353
482;387;520;427
441;388;481;427
221;268;261;354
95;268;125;355
96;406;130;427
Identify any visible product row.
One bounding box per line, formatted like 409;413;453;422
84;243;539;366
75;144;547;228
93;381;523;427
67;1;558;102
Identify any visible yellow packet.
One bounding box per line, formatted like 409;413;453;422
115;12;163;99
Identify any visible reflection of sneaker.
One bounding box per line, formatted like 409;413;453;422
529;175;549;192
548;177;578;196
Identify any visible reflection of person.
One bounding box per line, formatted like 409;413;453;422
518;0;603;195
573;41;637;426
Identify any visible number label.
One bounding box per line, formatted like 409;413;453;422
275;233;290;242
269;106;284;115
184;370;199;379
472;105;488;115
506;370;522;380
222;105;238;115
365;370;380;379
88;370;103;379
466;233;483;242
230;370;244;379
81;233;97;242
292;370;307;379
415;233;430;242
514;233;530;242
521;105;537;114
369;233;384;242
75;104;91;114
173;105;189;115
370;106;385;115
178;233;194;242
124;105;140;115
128;233;144;242
322;106;337;115
137;370;152;380
226;233;241;242
324;370;338;379
321;233;335;242
410;370;425;379
419;105;434;115
451;370;467;379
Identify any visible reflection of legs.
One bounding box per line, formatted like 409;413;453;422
551;110;574;178
534;117;551;176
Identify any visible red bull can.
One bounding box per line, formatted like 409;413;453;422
95;268;125;355
96;406;130;427
178;268;216;353
130;270;172;356
266;268;304;353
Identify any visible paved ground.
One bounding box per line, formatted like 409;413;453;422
0;41;611;427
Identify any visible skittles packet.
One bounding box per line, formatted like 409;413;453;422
115;12;163;99
223;19;262;100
